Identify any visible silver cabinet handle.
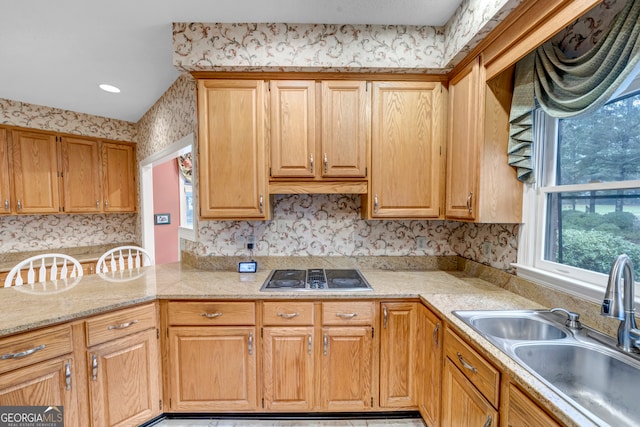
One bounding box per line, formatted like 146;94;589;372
323;334;328;355
89;265;94;274
277;312;299;319
323;153;328;173
201;312;223;319
96;200;100;209
456;352;477;374
104;200;109;209
248;332;253;356
483;415;493;427
336;313;358;319
65;362;72;390
1;344;45;360
383;306;388;329
259;195;264;214
433;323;440;348
310;153;314;174
108;319;138;330
91;354;98;381
374;194;379;213
3;199;8;211
308;334;312;355
17;199;22;211
466;192;473;214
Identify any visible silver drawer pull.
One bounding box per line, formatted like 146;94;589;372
483;415;492;427
65;362;72;390
433;323;440;348
336;313;358;319
248;332;253;356
456;352;478;374
108;319;139;330
1;344;45;360
201;312;223;318
277;312;299;319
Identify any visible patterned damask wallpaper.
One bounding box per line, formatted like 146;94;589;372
172;0;521;73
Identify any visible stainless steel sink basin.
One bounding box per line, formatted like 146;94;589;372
453;308;640;426
514;343;640;427
453;310;568;341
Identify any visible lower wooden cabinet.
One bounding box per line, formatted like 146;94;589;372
168;326;257;411
416;303;442;426
0;324;79;426
379;301;416;408
442;357;498;427
85;303;161;426
0;355;79;425
262;326;315;411
87;328;160;426
501;381;560;427
165;301;258;412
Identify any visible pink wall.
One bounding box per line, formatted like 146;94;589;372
153;160;180;264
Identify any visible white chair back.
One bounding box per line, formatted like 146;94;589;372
4;254;84;288
96;246;153;274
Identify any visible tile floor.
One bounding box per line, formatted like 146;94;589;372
148;417;426;427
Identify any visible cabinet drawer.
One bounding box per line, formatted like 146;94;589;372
444;328;500;407
262;302;314;325
322;301;375;325
0;324;72;374
86;303;157;347
168;301;255;326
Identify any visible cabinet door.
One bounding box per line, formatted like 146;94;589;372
101;141;136;213
370;82;444;218
88;328;160;426
446;57;484;220
270;80;316;178
321;326;373;411
321;80;368;178
0;356;79;427
168;326;257;411
502;381;560;427
442;358;498;427
416;304;442;427
11;129;60;214
262;326;314;411
61;136;101;213
0;128;11;214
379;302;416;408
198;79;268;219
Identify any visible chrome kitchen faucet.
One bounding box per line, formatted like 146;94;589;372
602;254;640;353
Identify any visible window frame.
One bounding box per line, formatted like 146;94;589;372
515;93;640;307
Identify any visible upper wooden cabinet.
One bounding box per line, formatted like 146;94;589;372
445;57;522;223
366;81;446;219
197;79;269;220
101;141;137;213
0;128;10;214
11;129;60;214
0;126;137;215
268;79;369;194
61;136;102;213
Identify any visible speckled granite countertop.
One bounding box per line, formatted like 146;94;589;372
0;262;599;427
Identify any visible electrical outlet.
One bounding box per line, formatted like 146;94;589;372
416;236;427;249
482;241;492;257
246;234;256;250
235;235;245;249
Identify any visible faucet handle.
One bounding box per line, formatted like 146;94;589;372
550;307;582;329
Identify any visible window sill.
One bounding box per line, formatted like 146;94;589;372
512;263;640;310
178;226;196;242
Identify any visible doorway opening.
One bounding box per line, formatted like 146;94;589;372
140;133;195;264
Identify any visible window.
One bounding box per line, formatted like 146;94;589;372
517;73;640;299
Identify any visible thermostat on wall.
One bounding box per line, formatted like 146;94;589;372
238;261;258;273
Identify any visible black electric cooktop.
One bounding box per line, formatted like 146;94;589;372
260;268;373;291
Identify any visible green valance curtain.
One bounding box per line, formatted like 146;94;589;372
508;0;640;183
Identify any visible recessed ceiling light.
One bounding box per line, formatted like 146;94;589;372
99;83;121;93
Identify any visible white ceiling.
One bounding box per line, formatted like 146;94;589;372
0;0;463;123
